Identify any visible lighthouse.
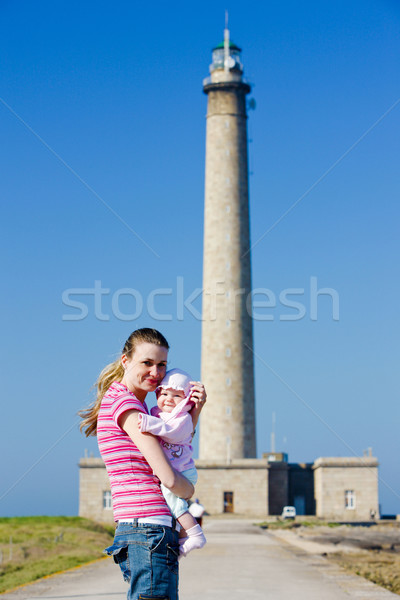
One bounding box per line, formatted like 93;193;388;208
199;25;256;461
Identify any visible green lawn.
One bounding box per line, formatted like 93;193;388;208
257;519;342;529
0;516;114;594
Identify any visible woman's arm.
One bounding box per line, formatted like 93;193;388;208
120;410;194;499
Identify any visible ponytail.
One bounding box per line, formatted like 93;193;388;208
79;359;124;437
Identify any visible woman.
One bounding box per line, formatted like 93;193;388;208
79;328;207;600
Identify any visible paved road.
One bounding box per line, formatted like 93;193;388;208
1;519;397;599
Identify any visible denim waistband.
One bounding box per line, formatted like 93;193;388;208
118;516;179;531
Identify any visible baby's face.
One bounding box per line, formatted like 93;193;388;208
156;387;186;413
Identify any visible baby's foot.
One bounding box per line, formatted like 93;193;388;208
179;525;206;557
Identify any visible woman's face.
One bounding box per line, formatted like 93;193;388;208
121;342;168;401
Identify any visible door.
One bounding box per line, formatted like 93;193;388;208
294;495;305;515
223;491;234;513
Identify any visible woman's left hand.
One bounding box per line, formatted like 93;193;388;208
189;381;207;429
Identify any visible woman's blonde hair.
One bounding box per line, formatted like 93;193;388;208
79;328;169;437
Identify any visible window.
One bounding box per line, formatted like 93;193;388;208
345;490;356;510
103;490;112;510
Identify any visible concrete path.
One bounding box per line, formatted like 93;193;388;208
1;519;397;599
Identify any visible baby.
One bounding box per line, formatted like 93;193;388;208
138;368;206;557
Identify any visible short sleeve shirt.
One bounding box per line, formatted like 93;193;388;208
97;381;170;521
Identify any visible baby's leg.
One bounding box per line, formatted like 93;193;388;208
177;511;206;557
160;474;206;557
178;510;197;532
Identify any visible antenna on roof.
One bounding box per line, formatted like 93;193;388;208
271;412;276;453
224;10;230;72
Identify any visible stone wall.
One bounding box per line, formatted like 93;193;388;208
78;455;380;522
79;458;114;524
195;459;269;516
313;457;379;521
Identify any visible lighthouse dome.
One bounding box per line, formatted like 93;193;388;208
211;40;243;72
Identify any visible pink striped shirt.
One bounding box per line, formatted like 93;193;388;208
97;381;170;521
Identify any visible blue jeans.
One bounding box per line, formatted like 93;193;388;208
104;522;179;600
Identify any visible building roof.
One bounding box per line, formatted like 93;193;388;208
313;456;379;468
213;40;241;52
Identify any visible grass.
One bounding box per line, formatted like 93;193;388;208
0;516;114;594
257;519;342;530
328;551;400;595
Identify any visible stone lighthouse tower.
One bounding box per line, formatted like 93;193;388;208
200;26;256;461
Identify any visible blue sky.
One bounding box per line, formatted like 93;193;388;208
1;0;399;516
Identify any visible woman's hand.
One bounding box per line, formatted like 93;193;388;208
189;381;207;429
172;468;194;501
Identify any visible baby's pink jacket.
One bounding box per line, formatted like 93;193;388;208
138;397;195;472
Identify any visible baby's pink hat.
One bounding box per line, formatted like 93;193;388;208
156;368;192;398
